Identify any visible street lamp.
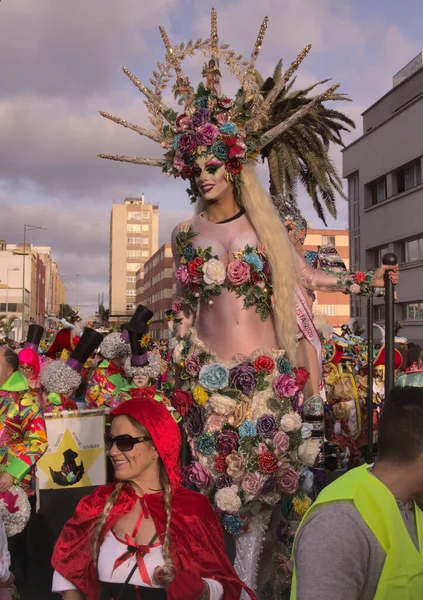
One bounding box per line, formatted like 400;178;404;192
6;268;20;315
76;274;80;311
21;224;46;340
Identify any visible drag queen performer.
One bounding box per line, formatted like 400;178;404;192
51;398;255;600
98;9;398;594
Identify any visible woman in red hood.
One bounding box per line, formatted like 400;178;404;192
51;398;256;600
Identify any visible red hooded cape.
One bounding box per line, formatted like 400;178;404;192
52;399;256;600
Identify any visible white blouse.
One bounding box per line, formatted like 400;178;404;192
52;530;223;599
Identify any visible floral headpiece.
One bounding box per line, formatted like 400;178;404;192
99;9;339;200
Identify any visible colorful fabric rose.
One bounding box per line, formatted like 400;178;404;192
225;451;246;482
238;420;257;438
184;353;203;377
293;367;310;391
169;389;193;417
229;139;247;159
256;414;278;438
261;474;278;494
252;355;275;375
191;108;211;128
171;300;182;314
227;260;250;286
215;485;242;514
222;514;243;535
273;374;299;398
230;362;257;396
209;394;238;416
215;112;229;126
196;123;219;146
278;467;300;495
177;133;196;155
350;283;361;294
193;384;209;406
215;455;228;473
353;272;366;284
273;431;290;456
216;431;239;456
173;153;185;172
280;412;303;433
195;433;216;456
258;452;278;475
184;461;213;490
188;257;205;280
195;96;208;108
199;363;230;392
215;474;232;489
276;356;293;375
220;122;238;135
225;157;242;174
241;472;265;498
245;252;264;271
176;114;191;130
293;495;312;518
175;265;191;287
219;97;233;109
212;139;229;160
206;413;227;432
202;258;226;285
172;133;182;149
252;442;269;456
186;404;205;436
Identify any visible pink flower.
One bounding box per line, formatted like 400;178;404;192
215;111;229;125
273;374;299;398
350;283;361;294
241;472;265;498
173;153;185;172
177;133;196;155
227;260;251;286
230;139;247;159
278;467;300;496
252;442;269;456
206;413;226;432
176;114;191;131
175;265;191;288
185;354;203;377
273;431;290;456
196;123;219;146
184;461;213;490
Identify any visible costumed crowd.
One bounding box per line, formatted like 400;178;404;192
2;8;422;600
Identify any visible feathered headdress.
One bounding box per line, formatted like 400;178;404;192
99;9;339;200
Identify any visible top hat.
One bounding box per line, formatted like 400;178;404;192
121;304;154;342
128;322;150;367
66;328;103;373
373;346;402;370
24;324;44;351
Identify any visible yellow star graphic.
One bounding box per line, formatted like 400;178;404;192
38;428;104;489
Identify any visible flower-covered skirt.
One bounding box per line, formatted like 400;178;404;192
174;328;310;536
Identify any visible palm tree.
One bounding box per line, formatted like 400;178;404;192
254;61;355;225
0;314;17;340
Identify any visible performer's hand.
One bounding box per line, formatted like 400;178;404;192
0;473;15;492
165;571;207;600
373;264;399;288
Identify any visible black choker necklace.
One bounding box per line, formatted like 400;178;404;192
216;208;245;224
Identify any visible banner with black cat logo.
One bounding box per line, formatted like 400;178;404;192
37;409;106;489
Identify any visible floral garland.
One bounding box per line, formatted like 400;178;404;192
175;226;273;321
334;270;375;297
172;342;315;536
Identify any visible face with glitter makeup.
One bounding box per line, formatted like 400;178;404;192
193;155;232;203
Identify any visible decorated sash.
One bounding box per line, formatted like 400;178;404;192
294;284;323;385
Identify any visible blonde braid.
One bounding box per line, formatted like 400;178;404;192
153;468;175;586
91;482;124;564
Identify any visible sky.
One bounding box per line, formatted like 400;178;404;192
0;0;422;313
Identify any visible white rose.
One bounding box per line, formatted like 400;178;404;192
203;259;226;285
280;412;303;433
298;439;321;467
209;394;238;416
215;485;242;514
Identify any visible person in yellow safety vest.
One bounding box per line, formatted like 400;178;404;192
290;386;423;600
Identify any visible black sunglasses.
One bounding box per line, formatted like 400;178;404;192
104;433;151;452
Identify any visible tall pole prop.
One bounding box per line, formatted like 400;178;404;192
366;292;374;464
21;226;27;341
383;253;397;398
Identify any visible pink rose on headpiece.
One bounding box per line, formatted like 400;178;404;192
173;153;185;172
176;114;191;131
196;123;219;147
227;260;250;286
219;97;233;109
215;112;229;126
177;133;196;155
230;139;247;159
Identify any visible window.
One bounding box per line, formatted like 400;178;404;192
396;160;422;194
127;249;141;258
141;224;149;232
322;305;336;316
128;212;141;220
127;276;136;285
402;301;423;320
374;304;385;322
348;173;360;271
141;211;150;219
400;236;423;264
141;237;149;245
127;237;140;246
369;245;388;269
126;289;136;298
322;235;336;246
126;303;135;311
0;303;20;312
127;263;139;272
127;224;141;233
367;177;387;206
141;250;149;257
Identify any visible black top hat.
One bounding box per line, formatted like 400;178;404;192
121;304;154;342
24;324;44;351
128;322;150;367
66;328;103;373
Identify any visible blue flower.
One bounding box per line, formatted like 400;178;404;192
238;420;257;438
172;134;182;149
222;514;243;535
199;363;230;392
219;122;238;135
245;253;264;271
195;96;209;108
276;356;293;375
182;245;196;261
212;140;229;161
196;433;216;456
